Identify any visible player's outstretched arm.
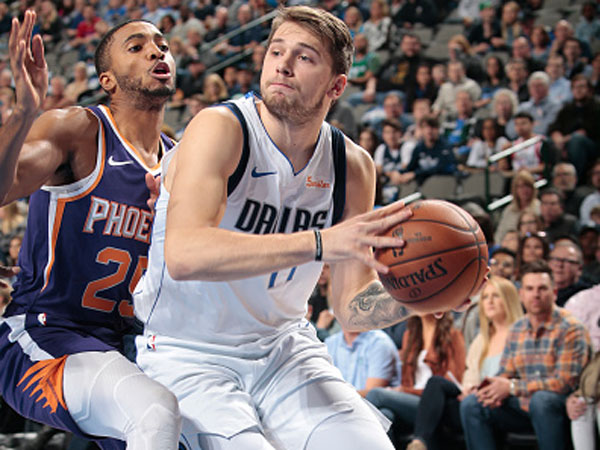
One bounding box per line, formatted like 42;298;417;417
0;11;47;203
0;11;84;206
164;107;411;281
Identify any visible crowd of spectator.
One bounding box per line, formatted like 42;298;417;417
0;0;600;449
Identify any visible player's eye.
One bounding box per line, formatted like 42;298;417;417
128;45;142;52
299;55;312;62
159;44;169;52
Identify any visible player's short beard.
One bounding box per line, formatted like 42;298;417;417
116;74;175;110
261;83;329;125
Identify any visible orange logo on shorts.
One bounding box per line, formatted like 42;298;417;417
306;176;330;189
18;355;68;414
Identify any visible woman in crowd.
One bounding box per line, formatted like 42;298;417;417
517;210;544;238
360;0;395;53
358;127;380;159
530;25;551;64
463;118;509;170
447;34;485;83
475;55;508;110
491;88;518;137
366;313;465;440
516;232;550;278
405;277;523;450
343;6;363;38
202;73;229;105
494;170;540;244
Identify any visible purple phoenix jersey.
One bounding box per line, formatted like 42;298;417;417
0;105;173;444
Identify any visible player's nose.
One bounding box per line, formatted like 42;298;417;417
276;54;293;76
148;44;166;60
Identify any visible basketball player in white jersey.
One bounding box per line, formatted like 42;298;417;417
134;6;468;450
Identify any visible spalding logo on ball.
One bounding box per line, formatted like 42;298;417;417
375;199;488;313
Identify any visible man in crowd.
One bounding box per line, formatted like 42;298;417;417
539;188;578;242
397;115;457;185
550;162;590;216
432;60;481;121
549;240;591;307
517;71;561;137
549;75;600;184
460;261;591;450
325;327;401;397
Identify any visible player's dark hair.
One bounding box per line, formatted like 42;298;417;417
519;259;554;283
94;19;155;78
267;6;354;76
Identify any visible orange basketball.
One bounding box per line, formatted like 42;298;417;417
375;199;488;313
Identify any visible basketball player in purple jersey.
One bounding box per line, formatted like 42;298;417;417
0;12;181;449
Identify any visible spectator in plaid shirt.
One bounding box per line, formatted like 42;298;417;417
460;260;591;450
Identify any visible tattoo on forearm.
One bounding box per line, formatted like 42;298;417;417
347;281;412;329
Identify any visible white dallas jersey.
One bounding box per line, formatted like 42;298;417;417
134;93;346;346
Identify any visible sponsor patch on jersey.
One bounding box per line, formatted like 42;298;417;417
37;313;47;326
306;176;330;189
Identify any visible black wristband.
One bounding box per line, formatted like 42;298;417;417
314;229;323;261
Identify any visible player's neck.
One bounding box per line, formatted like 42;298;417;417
258;102;324;172
109;100;165;158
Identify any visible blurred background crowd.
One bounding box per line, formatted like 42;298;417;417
1;0;600;448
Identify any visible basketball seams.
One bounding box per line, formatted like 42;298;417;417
389;256;488;305
384;241;487;269
400;218;478;233
445;202;486;300
377;199;488;312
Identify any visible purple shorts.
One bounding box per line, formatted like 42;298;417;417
0;317;125;449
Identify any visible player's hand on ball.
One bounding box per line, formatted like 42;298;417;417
321;201;412;273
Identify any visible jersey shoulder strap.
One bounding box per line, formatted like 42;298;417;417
222;102;250;196
330;126;346;226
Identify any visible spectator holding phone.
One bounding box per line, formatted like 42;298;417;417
405;277;522;450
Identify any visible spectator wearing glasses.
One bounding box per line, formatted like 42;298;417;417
539;188;578;243
548;240;591;307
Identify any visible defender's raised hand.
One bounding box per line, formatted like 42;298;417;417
9;10;48;115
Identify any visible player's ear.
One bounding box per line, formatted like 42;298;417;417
99;71;117;93
329;74;347;99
